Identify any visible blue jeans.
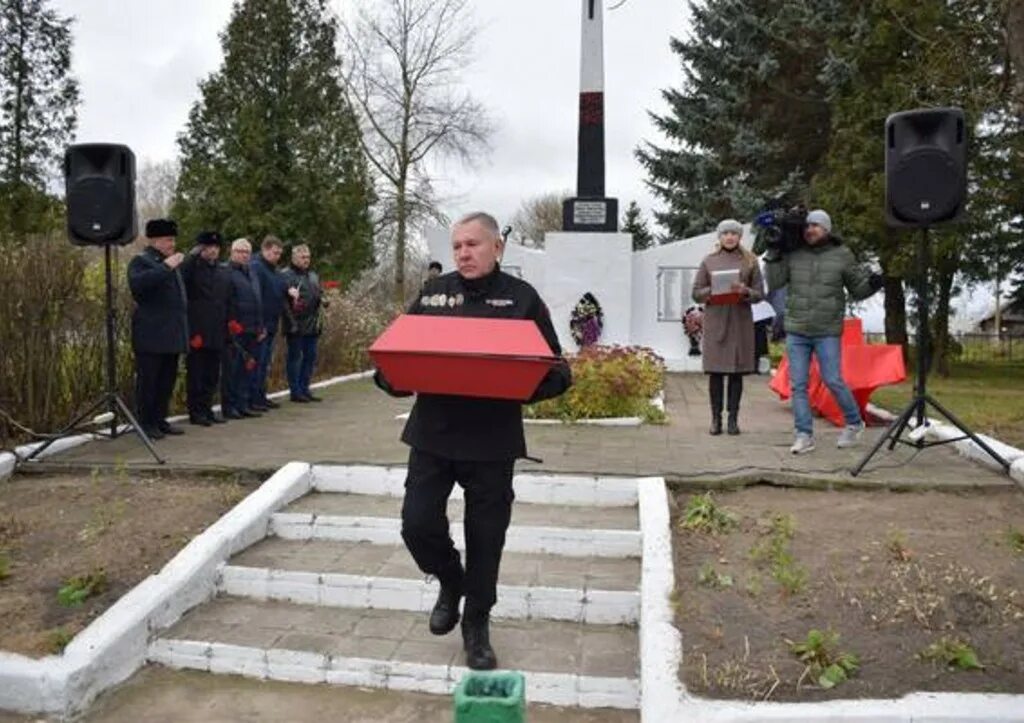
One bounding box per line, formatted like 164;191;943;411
249;332;276;405
786;333;861;436
286;335;318;398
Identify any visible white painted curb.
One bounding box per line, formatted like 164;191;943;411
396;390;665;428
269;513;641;558
148;639;640;710
310;464;642;508
866;402;1024;486
637;476;1024;722
0;462;312;716
0;433;97;481
219;566;639;625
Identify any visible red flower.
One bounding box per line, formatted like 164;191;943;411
244;358;257;371
228;320;244;336
323;280;341;290
189;334;204;350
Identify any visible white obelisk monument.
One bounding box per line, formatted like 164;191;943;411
562;0;618;232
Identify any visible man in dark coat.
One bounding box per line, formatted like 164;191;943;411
374;212;572;671
181;231;231;426
281;244;325;403
249;235;288;410
127;219;188;440
223;238;265;419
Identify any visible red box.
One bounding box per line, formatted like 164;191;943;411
369;315;557;401
707;292;744;306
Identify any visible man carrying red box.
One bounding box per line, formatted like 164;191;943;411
374;212;572;670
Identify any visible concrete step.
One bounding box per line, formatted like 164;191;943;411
150;597;639;710
270;493;641;558
284;492;639;530
220;538;640;624
310;465;642;509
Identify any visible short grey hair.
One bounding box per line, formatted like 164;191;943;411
453;211;501;241
230;238;251;252
291;243;311;259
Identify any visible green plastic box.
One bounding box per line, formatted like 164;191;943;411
453;670;526;723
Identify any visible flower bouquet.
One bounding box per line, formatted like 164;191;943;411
683;305;704;357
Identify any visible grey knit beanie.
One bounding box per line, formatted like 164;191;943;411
806;209;832;234
716;218;743;236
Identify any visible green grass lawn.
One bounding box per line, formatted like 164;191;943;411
871;360;1024;449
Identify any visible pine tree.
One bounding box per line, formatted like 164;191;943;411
621;201;654;251
174;0;374;280
637;0;843;239
0;0;78;243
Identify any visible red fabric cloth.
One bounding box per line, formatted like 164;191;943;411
769;318;906;426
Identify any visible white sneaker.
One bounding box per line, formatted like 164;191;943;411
790;433;815;455
837;422;865;448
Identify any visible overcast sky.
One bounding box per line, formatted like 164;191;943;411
52;0;690;235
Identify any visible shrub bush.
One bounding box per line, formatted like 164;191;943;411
526;345;666;422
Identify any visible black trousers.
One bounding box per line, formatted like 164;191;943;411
401;448;515;620
186;348;221;418
135;352;179;428
709;373;743;414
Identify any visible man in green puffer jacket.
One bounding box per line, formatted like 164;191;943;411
765;209;884;455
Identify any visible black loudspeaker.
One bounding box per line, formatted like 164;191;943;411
885;108;966;228
64;143;137;245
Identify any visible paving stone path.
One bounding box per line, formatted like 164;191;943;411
50;373;1011;489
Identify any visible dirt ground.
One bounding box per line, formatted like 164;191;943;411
671;485;1024;702
0;469;251;658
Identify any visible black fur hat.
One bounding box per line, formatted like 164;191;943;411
145;218;178;238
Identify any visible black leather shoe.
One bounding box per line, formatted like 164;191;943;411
140;425;165;440
290;395;309;403
208;413;227;424
222;409;243;420
249;403;270;413
264;399;280;409
189;415;212;427
303;394;323;403
462;616;497;670
709;415;723;436
727;413;740;436
428;583;462;635
158;421;185;436
239;408;262;418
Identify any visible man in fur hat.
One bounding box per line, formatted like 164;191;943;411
182;231;231;426
127;219;188;440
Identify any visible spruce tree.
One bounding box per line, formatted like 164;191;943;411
174;0;374;280
637;0;843;239
621;201;654;251
0;0;78;243
813;0;1018;368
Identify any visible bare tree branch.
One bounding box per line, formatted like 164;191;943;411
339;0;494;302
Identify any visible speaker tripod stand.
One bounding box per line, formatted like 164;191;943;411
851;228;1009;477
24;244;163;465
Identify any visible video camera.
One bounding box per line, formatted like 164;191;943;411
753;205;807;255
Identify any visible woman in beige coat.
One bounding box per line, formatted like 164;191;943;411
692;219;764;435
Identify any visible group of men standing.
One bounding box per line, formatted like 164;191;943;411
127;219;326;440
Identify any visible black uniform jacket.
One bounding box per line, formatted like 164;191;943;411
375;265;572;461
181;255;231;352
127;245;188;355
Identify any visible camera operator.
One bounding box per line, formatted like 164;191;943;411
764;209;883;454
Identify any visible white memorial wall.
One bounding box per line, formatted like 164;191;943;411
425;225;756;371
